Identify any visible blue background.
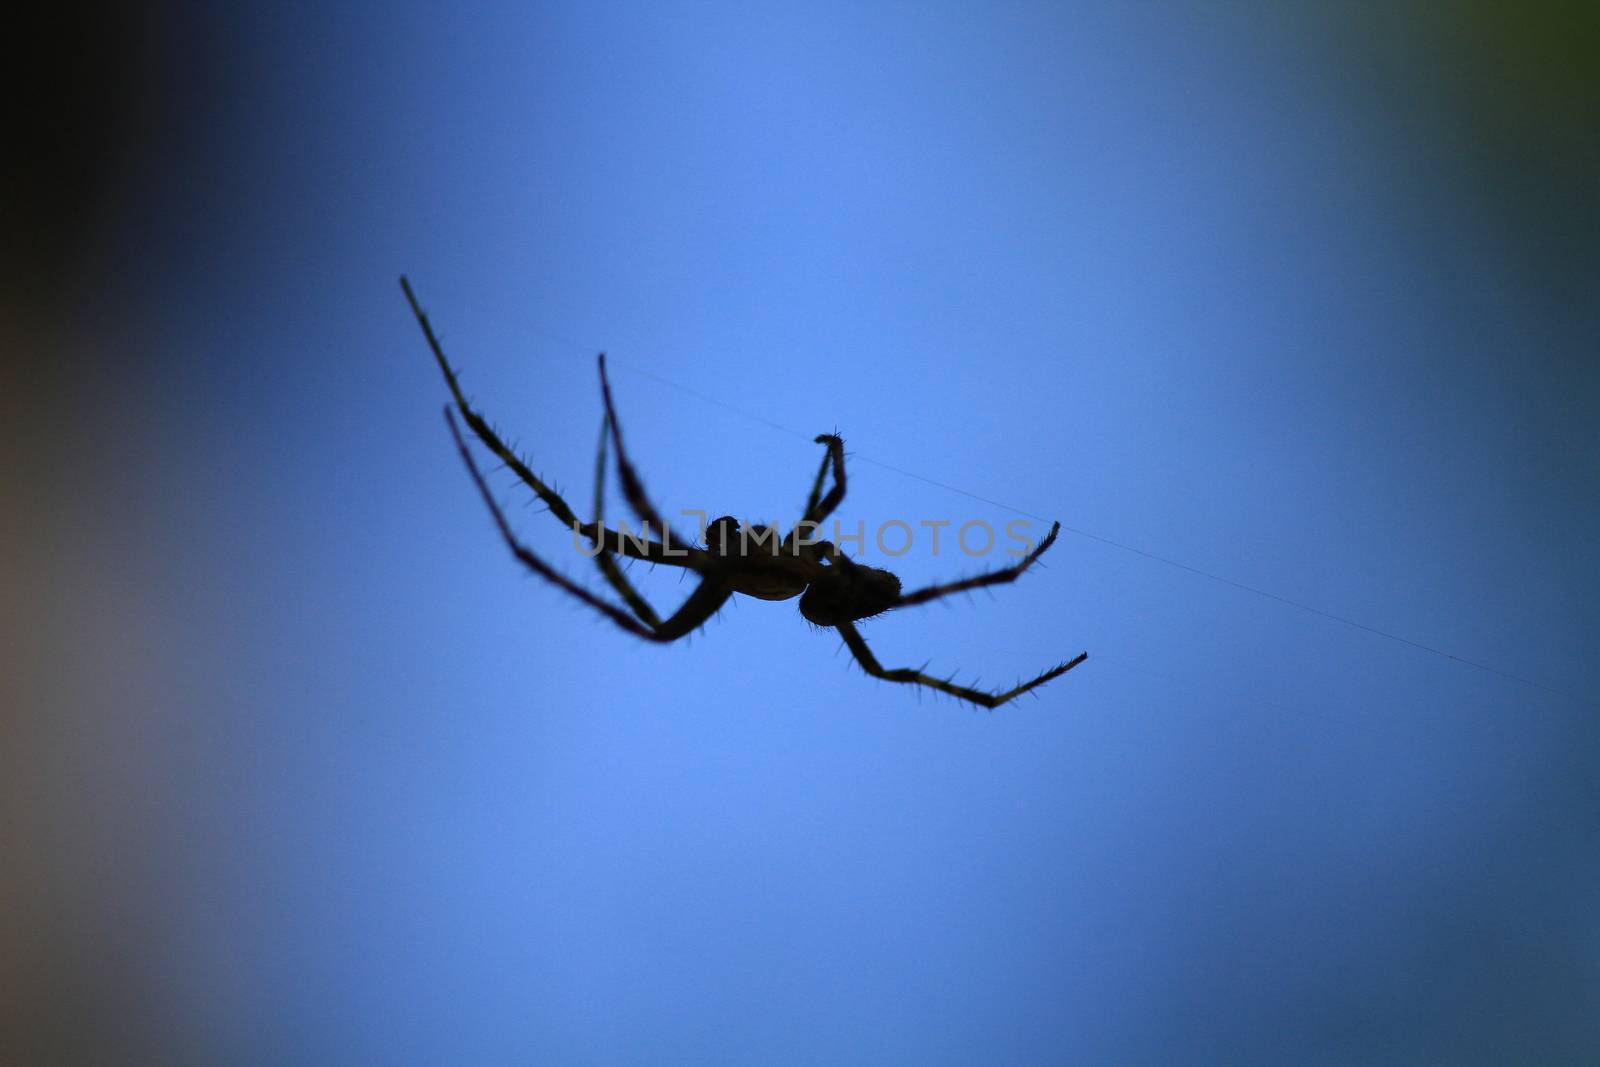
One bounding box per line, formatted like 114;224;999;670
7;3;1597;1063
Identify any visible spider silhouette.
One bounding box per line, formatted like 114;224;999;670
402;277;1086;708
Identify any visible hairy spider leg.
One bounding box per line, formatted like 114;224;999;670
892;521;1064;609
835;620;1088;709
596;354;693;551
799;433;847;528
781;433;847;555
590;414;662;627
446;407;733;642
401;276;699;570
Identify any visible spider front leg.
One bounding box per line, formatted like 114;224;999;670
402;277;699;570
596;354;693;551
589;413;661;628
835;620;1087;710
446;407;733;642
403;276;587;529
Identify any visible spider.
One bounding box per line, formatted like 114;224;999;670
401;277;1087;709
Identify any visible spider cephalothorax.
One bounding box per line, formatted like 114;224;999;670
402;276;1086;709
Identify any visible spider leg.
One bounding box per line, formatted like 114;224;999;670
799;434;846;526
589;414;661;627
402;277;704;571
596;354;692;551
403;277;580;526
835;620;1087;710
446;407;731;642
893;521;1062;608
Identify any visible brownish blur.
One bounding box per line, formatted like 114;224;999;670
2;5;209;1064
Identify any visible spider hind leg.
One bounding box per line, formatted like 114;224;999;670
835;620;1086;710
892;521;1062;609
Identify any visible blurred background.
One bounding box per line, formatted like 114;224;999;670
4;2;1596;1063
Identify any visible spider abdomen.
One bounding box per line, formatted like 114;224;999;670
799;565;902;626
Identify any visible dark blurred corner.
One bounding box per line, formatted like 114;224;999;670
5;5;156;314
1;0;175;424
1340;1;1599;307
2;4;213;1064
